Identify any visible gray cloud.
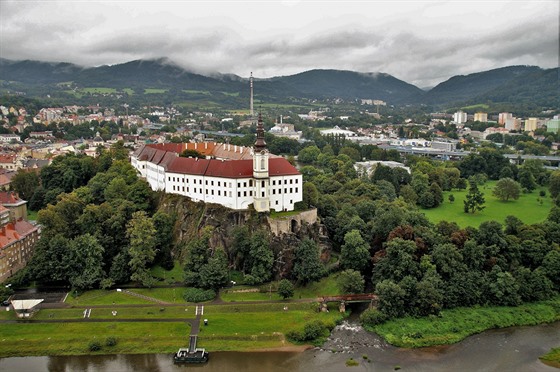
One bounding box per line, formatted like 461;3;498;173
0;1;557;88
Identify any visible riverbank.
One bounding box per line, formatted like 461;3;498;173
368;297;560;348
540;347;560;368
0;302;343;357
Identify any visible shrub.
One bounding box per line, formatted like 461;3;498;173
105;337;117;347
360;308;388;327
183;288;216;302
346;358;359;366
88;341;102;351
287;320;329;343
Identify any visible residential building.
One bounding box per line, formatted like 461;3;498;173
0;192;28;221
0;134;21;143
498;112;513;125
545;116;560;134
131;115;302;212
524;117;538;132
474;112;488;123
0;217;40;282
505;117;522;131
453;111;467;124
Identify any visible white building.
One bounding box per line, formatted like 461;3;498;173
453;111;467;124
131;115;302;212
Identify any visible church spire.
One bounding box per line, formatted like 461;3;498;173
254;112;266;152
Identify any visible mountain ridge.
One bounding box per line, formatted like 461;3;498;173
0;57;555;107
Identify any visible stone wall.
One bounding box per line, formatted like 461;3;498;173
267;208;317;236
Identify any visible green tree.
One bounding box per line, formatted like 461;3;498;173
340;230;370;273
518;168;537;192
448;194;455;203
375;279;406;318
184;229;212;286
298;145;321;164
292;239;324;284
200;248;229;290
493;177;522;201
415;268;444;315
373;238;419;283
337;269;365;294
152;211;175;270
68;234;105;290
127;211;157;286
10;169;40;201
277;279;294;299
247;230;273;284
549;171;560;199
463;181;485;213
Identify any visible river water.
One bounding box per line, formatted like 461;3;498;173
1;321;558;372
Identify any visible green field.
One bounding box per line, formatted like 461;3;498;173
0;322;189;357
220;274;341;302
65;290;155;306
122;88;135;95
371;297;560;348
461;103;490;111
82;87;118;94
422;181;553;228
0;300;343;355
144;88;168;94
198;302;343;351
149;262;185;284
182;89;210;95
221;91;239;97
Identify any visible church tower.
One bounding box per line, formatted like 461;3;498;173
253;113;270;212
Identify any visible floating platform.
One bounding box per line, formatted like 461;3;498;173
173;347;209;363
173;335;209;363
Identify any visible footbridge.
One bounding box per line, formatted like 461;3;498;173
319;294;378;313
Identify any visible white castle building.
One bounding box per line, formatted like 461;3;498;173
131;115;302;212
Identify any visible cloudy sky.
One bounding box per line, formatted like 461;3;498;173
0;0;558;87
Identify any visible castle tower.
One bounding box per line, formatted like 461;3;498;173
253;113;269;212
250;72;254;117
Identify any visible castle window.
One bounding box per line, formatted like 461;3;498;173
238;192;241;197
261;158;265;170
295;187;298;193
249;180;253;187
262;192;265;197
244;182;247;188
218;181;221;187
290;179;293;184
244;191;247;197
261;181;265;188
290;188;293;193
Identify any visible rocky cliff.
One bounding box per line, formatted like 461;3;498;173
157;194;331;279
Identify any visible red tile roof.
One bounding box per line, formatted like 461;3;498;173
0;191;24;205
0;219;38;249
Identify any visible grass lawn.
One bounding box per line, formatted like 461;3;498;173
65;290;154;306
221;91;239;97
182;89;211;95
198;302;343;351
422;181;552;228
129;287;187;303
0;322;189;357
27;210;39;221
144;88;168;94
371;297;560;348
28;306;196;321
82;87;118;94
122;88;135;95
149;261;185;284
220;274;342;302
461;103;490;111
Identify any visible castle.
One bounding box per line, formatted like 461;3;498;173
131;114;302;212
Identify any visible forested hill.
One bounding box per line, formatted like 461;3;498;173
0;58;555;107
421;65;552;105
269;69;424;102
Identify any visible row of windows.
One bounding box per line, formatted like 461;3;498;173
171;185;235;198
166;176;299;188
272;188;298;195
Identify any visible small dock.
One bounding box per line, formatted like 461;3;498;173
174;305;209;363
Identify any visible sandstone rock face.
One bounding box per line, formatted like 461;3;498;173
158;194;331;279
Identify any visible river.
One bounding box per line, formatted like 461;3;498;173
1;321;558;371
